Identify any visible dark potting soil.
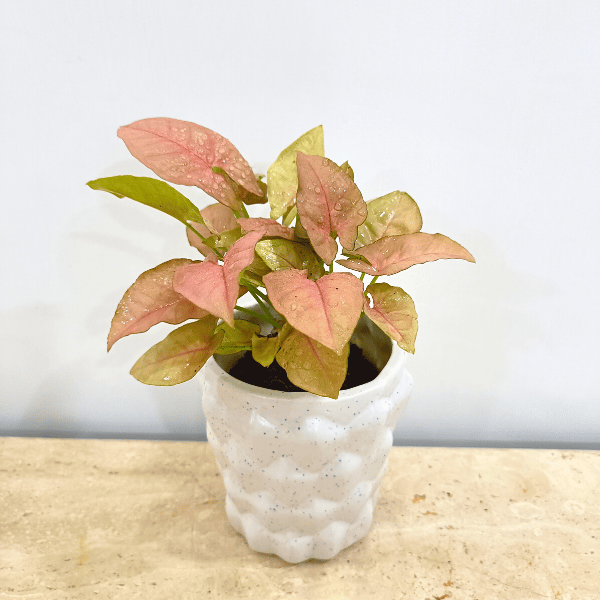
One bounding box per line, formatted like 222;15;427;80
228;344;380;392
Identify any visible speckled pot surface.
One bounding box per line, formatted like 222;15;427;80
201;317;412;563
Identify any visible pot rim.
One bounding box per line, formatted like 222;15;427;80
204;341;406;402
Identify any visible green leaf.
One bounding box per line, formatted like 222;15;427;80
255;239;325;280
240;253;272;287
130;316;223;385
276;328;349;398
251;323;292;367
87;175;203;226
355;191;422;248
339;161;354;181
202;225;243;252
267;125;325;220
214;320;261;355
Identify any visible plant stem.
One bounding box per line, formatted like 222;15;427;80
370;275;379;285
360;272;365;281
234;305;281;329
254;288;271;303
242;281;269;302
248;288;277;325
240;204;250;218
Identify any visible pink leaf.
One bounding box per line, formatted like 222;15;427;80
187;203;238;256
173;231;263;326
200;203;238;234
107;259;209;351
263;269;364;354
295;153;367;264
363;283;418;353
117;118;262;210
237;217;294;240
337;233;475;276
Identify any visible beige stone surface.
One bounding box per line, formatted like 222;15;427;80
0;438;598;599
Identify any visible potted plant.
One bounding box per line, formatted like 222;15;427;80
88;118;474;562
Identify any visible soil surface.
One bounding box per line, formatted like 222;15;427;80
228;344;380;392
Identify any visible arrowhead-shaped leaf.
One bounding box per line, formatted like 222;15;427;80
214;320;261;355
267;125;324;220
117;118;261;210
107;259;209;351
337;233;475;276
355;191;423;248
238;218;294;240
130;316;223;385
255;239;325;280
263;269;363;354
252;323;292;367
363;283;418;353
87;176;203;225
276;329;349;399
173;230;263;326
296;153;367;264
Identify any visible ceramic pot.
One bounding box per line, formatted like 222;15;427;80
200;315;412;563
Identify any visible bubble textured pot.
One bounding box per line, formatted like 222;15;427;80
201;317;412;563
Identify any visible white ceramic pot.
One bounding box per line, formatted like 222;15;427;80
201;316;412;563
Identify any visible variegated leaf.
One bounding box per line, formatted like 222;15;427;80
267;125;324;220
130;316;223;385
263;269;363;353
337;233;475;275
255;239;325;280
363;283;418;353
295;153;367;264
117;118;261;210
276;329;349;399
173;231;263;326
355;191;422;248
238;217;294;240
108;259;208;351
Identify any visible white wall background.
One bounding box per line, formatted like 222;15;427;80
1;1;599;447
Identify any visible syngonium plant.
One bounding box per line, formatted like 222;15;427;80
88;118;475;399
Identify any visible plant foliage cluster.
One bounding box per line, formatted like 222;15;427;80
88;119;474;398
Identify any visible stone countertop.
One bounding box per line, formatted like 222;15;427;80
0;438;598;599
